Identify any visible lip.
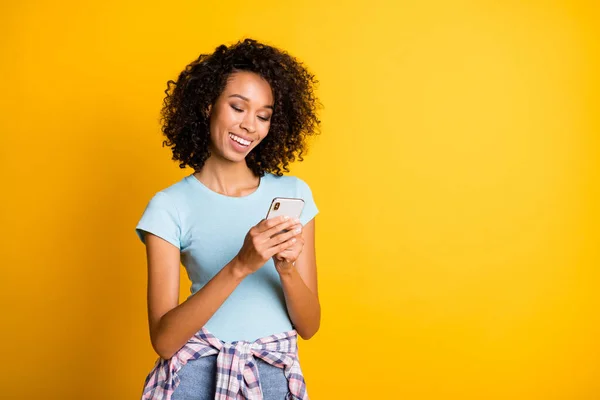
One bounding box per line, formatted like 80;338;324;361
228;133;252;153
229;132;254;143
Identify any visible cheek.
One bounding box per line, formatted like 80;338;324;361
259;122;271;138
210;106;238;130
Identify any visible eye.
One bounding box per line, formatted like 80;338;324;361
230;105;243;113
258;115;271;122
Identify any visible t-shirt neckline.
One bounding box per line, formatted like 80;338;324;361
187;173;267;200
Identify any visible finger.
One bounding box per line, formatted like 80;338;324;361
279;253;296;263
274;242;298;262
267;237;297;259
276;251;294;260
257;216;291;233
277;253;297;265
266;225;301;247
262;221;301;242
274;236;303;256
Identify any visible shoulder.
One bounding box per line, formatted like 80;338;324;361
161;175;193;196
263;174;316;209
144;175;193;210
264;173;312;191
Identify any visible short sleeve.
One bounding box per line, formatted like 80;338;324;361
296;178;319;225
135;191;181;249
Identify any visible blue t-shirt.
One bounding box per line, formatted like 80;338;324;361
135;173;318;343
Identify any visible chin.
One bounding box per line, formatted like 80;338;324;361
224;149;252;163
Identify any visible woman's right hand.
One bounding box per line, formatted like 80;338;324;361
234;215;303;277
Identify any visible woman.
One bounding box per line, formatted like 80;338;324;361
135;38;321;400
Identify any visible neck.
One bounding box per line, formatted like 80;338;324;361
194;155;259;197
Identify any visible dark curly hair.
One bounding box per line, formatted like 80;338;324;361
160;38;321;177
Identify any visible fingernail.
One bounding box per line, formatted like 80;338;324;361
283;215;289;220
291;238;297;243
294;227;301;234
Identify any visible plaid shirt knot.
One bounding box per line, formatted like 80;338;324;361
141;328;309;400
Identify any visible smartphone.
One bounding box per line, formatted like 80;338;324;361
266;197;305;229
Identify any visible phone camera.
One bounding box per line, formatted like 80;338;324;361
274;202;280;210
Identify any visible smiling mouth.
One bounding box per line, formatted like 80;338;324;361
229;133;252;146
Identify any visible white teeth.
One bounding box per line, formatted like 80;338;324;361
229;133;251;146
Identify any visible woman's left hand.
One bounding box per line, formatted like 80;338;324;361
273;222;304;274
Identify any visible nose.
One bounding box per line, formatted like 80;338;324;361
239;113;256;134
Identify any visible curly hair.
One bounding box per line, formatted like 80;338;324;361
160;38;321;177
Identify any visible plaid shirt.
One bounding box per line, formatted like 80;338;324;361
141;328;309;400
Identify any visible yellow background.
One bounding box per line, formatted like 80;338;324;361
1;1;599;399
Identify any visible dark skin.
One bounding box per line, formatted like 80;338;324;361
144;71;320;359
160;38;321;178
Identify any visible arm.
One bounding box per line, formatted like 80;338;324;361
144;234;246;359
274;218;321;339
144;216;300;359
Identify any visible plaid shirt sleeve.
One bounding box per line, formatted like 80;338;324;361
141;328;309;400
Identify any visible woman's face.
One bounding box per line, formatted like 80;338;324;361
207;71;274;163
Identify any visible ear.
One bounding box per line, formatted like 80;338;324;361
206;104;212;116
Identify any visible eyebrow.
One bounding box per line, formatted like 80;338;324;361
228;94;273;110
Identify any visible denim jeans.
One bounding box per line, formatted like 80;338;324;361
171;354;289;400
